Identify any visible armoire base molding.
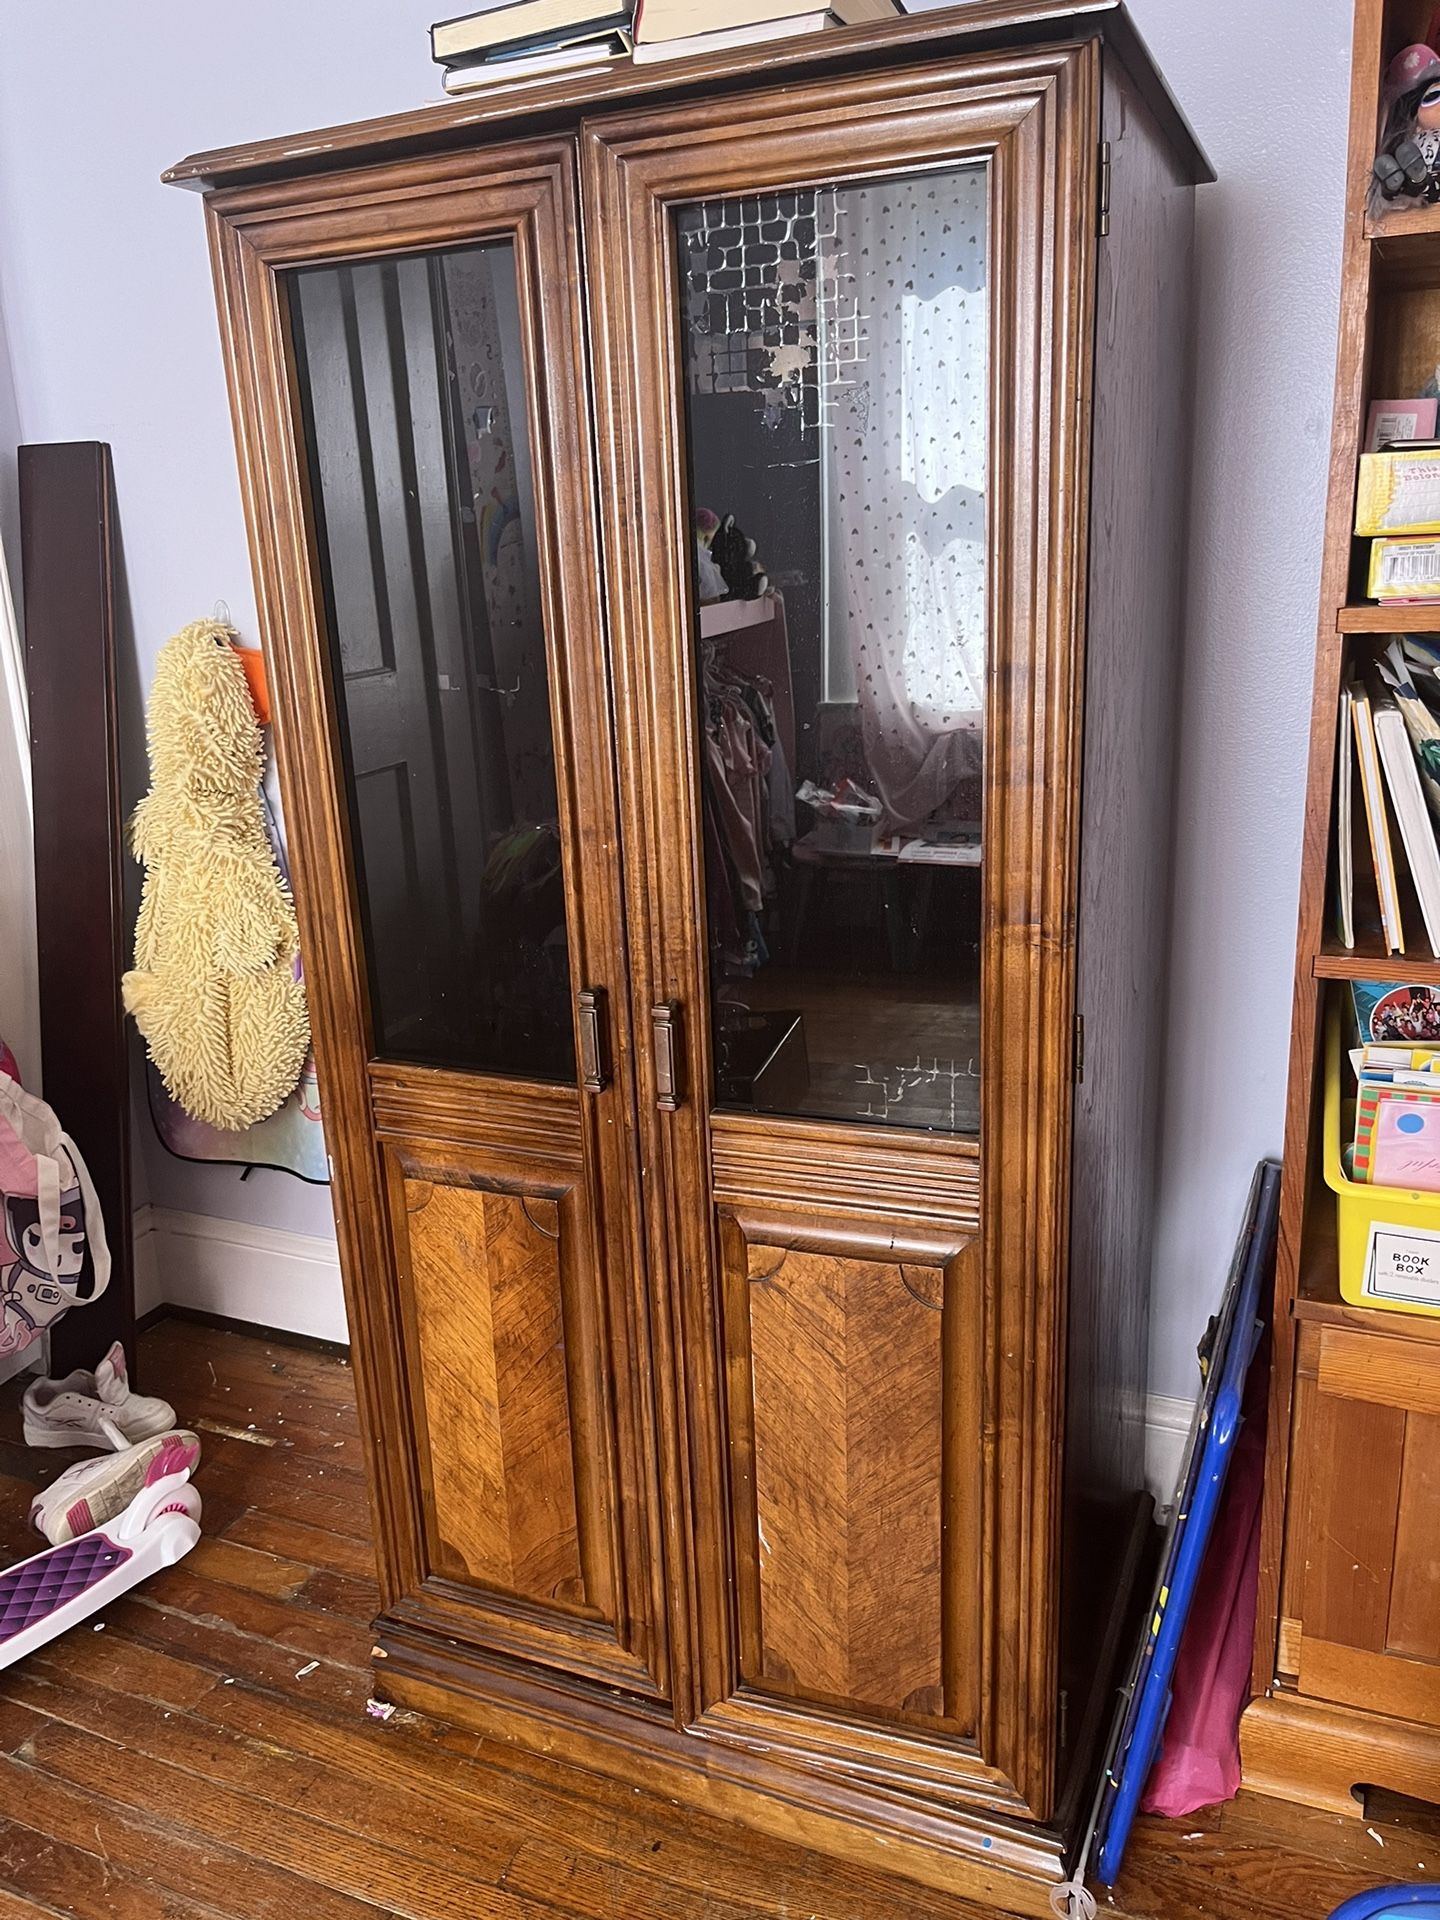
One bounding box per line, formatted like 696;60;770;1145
1239;1692;1440;1819
372;1620;1069;1915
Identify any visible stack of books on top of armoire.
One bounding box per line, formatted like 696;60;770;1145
433;0;903;94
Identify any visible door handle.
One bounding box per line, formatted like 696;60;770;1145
577;987;611;1093
651;1000;684;1112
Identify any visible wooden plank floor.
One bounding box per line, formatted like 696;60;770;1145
0;1317;1428;1919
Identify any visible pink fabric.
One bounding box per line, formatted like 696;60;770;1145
1140;1332;1270;1818
0;1043;18;1087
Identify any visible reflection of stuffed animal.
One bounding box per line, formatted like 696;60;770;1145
710;513;770;600
123;620;309;1130
694;507;728;602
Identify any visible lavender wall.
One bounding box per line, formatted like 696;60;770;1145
0;1;1353;1396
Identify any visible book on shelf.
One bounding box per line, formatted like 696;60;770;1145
1352;979;1440;1044
1365;397;1438;453
1369;535;1440;601
432;0;632;63
441;28;630;89
1379;638;1440;823
633;0;897;41
1369;662;1440;958
1350;671;1405;954
1335;677;1355;948
1351;1038;1440;1088
1353;1076;1440;1189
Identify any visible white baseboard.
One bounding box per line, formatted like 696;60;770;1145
1144;1392;1196;1510
133;1204;348;1346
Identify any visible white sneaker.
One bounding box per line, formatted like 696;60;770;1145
22;1342;177;1452
29;1430;201;1544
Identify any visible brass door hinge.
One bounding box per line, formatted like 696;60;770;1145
1098;140;1112;236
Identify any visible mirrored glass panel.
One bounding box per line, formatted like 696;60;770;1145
289;243;575;1082
677;167;988;1134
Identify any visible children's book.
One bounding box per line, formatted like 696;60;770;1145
1380;639;1440;824
1351;675;1405;953
1352;979;1440;1044
1369;663;1440;956
1352;1041;1440;1087
1354;1081;1440;1190
1366;397;1439;452
1336;678;1355;948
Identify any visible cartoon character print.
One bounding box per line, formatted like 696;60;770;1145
0;1186;95;1356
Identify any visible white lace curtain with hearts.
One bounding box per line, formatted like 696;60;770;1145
822;167;989;833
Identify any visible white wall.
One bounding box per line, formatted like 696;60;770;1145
0;2;1352;1404
1122;0;1352;1398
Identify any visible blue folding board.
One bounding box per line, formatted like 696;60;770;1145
1093;1157;1281;1887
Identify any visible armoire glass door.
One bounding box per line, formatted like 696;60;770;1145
672;154;991;1730
676;169;987;1137
225;144;670;1702
584;45;1091;1816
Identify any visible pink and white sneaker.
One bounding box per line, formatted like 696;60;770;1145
22;1342;176;1452
29;1430;201;1545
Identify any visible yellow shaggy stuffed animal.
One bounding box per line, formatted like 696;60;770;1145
123;619;310;1130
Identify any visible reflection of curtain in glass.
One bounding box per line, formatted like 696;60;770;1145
823;171;988;832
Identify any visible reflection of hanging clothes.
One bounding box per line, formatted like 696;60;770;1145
768;729;796;845
706;705;769;910
700;647;784;972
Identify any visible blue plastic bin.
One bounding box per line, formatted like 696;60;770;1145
1328;1892;1440;1920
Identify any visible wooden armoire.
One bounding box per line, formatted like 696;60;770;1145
171;5;1206;1906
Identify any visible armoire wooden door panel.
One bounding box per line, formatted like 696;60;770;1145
721;1210;982;1736
204;142;670;1702
582;41;1098;1818
383;1139;593;1611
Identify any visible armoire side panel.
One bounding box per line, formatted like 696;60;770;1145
1059;49;1196;1809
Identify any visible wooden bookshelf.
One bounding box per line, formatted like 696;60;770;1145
1241;0;1440;1815
1336;602;1440;631
1313;939;1440;982
1366;195;1440;243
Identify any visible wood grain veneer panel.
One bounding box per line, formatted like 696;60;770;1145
1299;1388;1406;1656
1388;1410;1440;1663
397;1169;585;1608
744;1242;943;1718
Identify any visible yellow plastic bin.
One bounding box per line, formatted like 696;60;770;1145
1324;1007;1440;1318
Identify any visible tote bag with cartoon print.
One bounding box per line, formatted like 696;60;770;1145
0;1074;110;1358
